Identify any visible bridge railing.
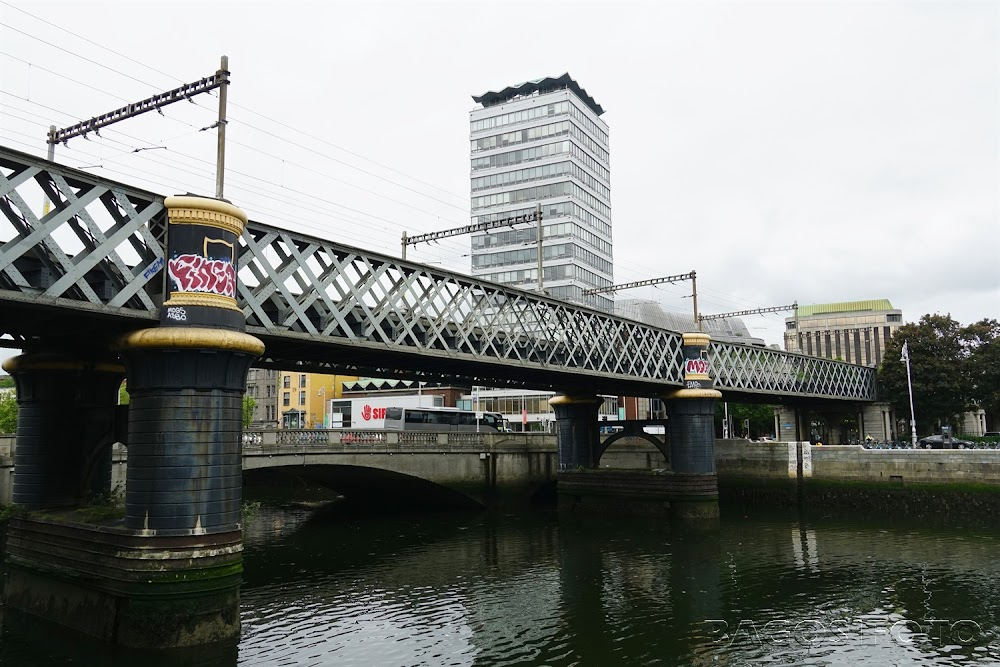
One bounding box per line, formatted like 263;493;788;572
241;429;556;451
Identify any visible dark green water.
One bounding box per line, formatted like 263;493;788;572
3;503;1000;666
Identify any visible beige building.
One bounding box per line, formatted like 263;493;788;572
245;368;279;428
784;299;903;367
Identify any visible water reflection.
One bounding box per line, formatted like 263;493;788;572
3;505;1000;666
0;608;238;666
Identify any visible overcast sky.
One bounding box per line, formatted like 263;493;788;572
1;0;997;360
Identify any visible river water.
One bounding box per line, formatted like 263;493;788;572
2;502;1000;666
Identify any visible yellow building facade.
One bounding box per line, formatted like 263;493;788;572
277;372;357;429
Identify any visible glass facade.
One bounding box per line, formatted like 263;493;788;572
470;77;613;313
474;201;611;238
473;120;610;164
471;160;610;200
471;221;612;256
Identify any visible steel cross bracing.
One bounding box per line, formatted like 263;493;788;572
0;145;876;400
238;219;686;391
0;147;165;351
709;341;877;401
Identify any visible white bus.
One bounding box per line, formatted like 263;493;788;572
384;406;507;432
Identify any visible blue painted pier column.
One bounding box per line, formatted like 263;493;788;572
1;354;123;508
114;195;263;644
662;332;722;521
2;196;263;648
550;394;602;471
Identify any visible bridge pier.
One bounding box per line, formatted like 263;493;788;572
2;196;263;648
554;335;721;522
662;333;721;522
1;354;123;509
550;394;602;471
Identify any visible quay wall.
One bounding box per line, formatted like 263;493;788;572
3;434;1000;511
716;441;1000;513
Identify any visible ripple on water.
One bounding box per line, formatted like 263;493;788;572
228;509;1000;667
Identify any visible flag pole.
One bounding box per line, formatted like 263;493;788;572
902;341;918;447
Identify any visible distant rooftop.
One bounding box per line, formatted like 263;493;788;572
473;73;605;117
796;299;896;318
615;299;765;346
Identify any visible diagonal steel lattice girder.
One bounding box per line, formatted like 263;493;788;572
0;145;876;401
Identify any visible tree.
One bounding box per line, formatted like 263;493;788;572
118;380;130;405
714;402;776;439
878;314;972;432
242;395;256;428
0;393;16;434
964;318;1000;429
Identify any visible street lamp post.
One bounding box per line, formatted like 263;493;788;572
318;387;327;428
901;340;918;447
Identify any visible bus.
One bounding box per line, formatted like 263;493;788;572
384;406;507;432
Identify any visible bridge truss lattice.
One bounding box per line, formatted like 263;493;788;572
0;146;876;401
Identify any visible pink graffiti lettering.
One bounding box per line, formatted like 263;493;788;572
685;359;709;375
168;254;236;298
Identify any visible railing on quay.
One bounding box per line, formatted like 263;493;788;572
240;428;555;452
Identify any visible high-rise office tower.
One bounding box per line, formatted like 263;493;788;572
469;74;613;310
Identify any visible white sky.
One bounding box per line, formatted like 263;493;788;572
1;0;998;358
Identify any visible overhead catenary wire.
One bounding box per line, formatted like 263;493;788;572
4;116;789;331
0;129;474;268
0;93;474;261
0;0;185;85
0;14;794;334
0;129;458;256
0;15;472;213
0;78;477;259
0;40;528;274
0;21;162;91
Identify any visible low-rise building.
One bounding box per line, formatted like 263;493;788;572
784;299;903;366
274;372;357;429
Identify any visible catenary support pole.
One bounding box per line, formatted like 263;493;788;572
216;55;230;199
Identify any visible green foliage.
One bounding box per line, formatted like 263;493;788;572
715;402;776;439
118;380;130;405
0;376;13;389
77;484;126;524
243;395;256;428
0;392;16;434
0;503;28;525
964;319;1000;429
242;500;262;520
878;315;998;431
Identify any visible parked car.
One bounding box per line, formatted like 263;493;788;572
917;434;974;449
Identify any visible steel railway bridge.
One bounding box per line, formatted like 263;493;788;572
0;144;881;647
0;146;875;403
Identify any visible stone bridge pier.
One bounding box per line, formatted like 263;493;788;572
2;196;262;648
775;400;895;445
555;333;720;522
